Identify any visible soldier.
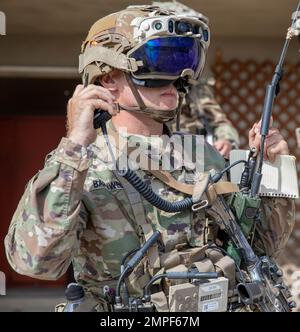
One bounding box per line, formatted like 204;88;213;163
154;1;240;158
5;5;295;312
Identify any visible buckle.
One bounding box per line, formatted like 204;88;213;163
127;58;143;72
192;199;208;211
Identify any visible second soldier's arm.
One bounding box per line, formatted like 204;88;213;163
248;120;295;258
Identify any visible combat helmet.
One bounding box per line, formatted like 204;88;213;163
79;5;210;122
152;1;209;25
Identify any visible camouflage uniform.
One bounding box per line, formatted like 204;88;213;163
5;120;295;310
4;4;295;311
175;80;240;147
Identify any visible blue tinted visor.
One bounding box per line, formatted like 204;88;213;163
129;37;203;79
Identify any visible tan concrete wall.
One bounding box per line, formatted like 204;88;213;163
0;35;299;73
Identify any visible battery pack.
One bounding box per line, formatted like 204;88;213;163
168;277;228;312
198;277;228;312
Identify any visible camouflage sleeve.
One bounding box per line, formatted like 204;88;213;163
4;137;92;280
253;197;295;259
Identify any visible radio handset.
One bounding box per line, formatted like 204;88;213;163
93;110;112;130
83;73;112;130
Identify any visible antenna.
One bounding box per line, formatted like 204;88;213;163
250;0;300;197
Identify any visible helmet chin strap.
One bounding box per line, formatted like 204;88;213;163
117;73;180;124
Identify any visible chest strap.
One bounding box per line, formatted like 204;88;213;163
206;182;239;203
105;121;211;200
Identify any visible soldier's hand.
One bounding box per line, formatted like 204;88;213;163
249;120;289;163
67;84;117;147
214;139;232;158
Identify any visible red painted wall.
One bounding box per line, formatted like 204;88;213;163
0;116;68;286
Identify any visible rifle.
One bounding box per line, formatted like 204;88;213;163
207;188;295;311
204;1;300;311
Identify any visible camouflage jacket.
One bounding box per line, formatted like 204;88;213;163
5;121;294;300
174;81;240;147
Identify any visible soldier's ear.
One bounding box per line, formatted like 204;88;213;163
100;70;122;92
